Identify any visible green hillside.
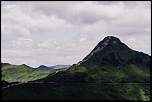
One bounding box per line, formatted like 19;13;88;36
2;83;150;100
1;64;59;82
41;64;150;83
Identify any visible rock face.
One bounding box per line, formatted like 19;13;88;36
82;36;112;63
76;36;123;66
81;36;123;62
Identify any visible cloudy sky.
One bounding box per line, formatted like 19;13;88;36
1;1;151;68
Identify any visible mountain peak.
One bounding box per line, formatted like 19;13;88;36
79;36;121;63
103;36;121;44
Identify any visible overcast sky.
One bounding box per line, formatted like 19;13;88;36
1;1;151;68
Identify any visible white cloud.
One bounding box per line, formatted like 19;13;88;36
128;37;137;44
1;1;151;67
1;3;71;38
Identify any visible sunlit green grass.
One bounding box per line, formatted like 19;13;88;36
1;64;59;82
139;88;150;101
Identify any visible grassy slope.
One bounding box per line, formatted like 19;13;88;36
39;64;150;83
2;83;150;100
1;64;60;82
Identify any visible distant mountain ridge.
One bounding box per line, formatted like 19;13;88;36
37;65;71;70
50;65;71;69
37;65;53;70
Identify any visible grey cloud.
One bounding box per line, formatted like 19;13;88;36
94;1;122;5
1;1;151;67
95;1;151;9
14;1;124;25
